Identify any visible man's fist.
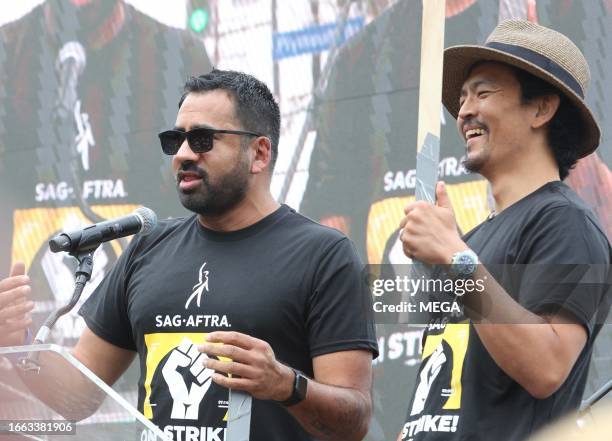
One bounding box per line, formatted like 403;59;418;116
399;182;467;264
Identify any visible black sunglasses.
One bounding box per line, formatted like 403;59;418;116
158;127;263;155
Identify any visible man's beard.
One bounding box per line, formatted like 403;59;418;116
462;148;490;174
177;154;250;217
462;155;482;173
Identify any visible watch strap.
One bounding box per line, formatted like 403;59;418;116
280;368;308;407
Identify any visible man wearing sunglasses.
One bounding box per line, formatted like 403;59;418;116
27;69;376;440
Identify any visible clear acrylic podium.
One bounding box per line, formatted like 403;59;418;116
0;344;169;440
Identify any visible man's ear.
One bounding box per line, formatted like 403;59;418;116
250;136;272;174
532;94;561;129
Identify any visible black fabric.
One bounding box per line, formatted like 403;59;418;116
80;204;378;441
400;182;611;441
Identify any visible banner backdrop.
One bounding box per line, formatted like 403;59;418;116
0;1;610;440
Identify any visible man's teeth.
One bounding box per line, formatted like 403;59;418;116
465;128;485;139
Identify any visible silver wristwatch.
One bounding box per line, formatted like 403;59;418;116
448;249;479;280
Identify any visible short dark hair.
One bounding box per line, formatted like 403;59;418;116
179;69;281;172
511;67;583;180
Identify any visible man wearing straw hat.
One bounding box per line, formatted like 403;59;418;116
397;20;611;441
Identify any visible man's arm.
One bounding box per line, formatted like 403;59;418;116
454;264;587;398
199;331;373;441
399;182;589;399
15;326;135;421
72;326;136;386
283;349;372;440
0;261;135;419
474;317;586;399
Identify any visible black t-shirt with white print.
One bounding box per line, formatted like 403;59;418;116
400;182;611;441
80;204;378;441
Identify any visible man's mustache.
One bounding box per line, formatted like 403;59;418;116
176;162;207;182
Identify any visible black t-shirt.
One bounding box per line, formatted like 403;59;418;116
400;182;611;441
79;204;378;440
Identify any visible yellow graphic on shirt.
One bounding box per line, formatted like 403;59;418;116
143;333;230;421
421;323;470;410
11;205;139;268
366;179;490;263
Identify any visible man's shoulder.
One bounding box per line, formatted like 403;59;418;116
506;182;600;227
529;182;607;236
541;181;594;209
282;205;350;243
272;206;362;263
148;214;192;236
514;182;611;262
127;214;194;252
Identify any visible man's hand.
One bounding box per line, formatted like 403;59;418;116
200;332;373;441
399;181;467;263
198;331;293;402
0;262;34;347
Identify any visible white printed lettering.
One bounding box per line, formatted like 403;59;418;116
82;179;127;199
162;426;226;441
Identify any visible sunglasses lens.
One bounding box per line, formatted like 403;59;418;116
188;129;213;153
159;131;183;155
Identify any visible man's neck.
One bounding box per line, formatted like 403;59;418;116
197;192;280;232
487;151;560;213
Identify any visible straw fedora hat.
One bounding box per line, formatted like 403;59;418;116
442;20;601;158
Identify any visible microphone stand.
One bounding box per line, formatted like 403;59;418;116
19;247;97;373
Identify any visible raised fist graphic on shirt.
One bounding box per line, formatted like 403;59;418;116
162;337;214;420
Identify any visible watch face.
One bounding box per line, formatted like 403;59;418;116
451;250;478;280
457;255;477;276
282;370;308;406
295;372;308;399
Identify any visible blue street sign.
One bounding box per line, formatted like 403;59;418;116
273;17;365;60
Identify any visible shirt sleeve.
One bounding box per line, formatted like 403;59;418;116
306;237;379;359
78;240;137;351
515;205;611;337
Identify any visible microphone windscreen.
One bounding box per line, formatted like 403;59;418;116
134;207;157;235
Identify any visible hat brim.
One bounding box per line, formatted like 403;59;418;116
442;45;601;158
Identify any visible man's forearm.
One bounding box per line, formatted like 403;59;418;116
287;380;372;441
14;350;105;420
460;265;586;398
200;332;374;440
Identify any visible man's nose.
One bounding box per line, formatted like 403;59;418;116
174;137;199;162
458;94;478;121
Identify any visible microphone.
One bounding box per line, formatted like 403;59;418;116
54;41;86;120
49;207;158;253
